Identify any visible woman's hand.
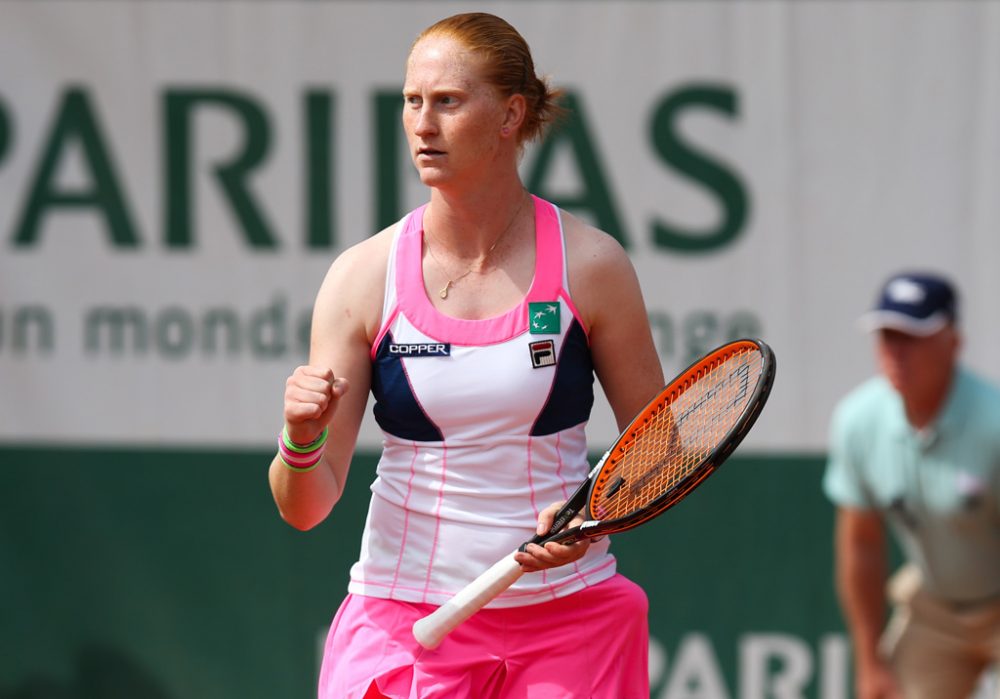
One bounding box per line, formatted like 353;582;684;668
513;501;593;572
283;365;349;446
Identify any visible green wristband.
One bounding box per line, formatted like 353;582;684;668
282;426;329;453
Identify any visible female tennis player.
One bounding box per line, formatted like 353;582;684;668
268;12;664;698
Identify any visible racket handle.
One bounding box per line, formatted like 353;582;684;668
412;551;524;650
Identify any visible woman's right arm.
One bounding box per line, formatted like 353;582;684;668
268;232;391;531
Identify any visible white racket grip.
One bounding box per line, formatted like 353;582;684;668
412;551;524;650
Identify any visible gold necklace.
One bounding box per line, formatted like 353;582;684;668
425;193;529;300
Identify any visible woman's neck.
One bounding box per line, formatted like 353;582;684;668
425;181;529;254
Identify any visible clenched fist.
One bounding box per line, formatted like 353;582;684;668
283;366;350;446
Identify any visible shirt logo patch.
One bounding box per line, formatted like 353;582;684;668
529;302;560;334
529;339;556;368
387;343;451;357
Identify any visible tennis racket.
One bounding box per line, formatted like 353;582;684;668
412;337;776;649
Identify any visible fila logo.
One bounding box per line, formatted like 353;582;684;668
529;339;556;368
387;343;451;357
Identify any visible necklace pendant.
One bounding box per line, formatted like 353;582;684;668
439;281;453;299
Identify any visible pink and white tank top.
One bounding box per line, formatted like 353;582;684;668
347;195;617;608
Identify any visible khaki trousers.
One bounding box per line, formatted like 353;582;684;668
881;565;1000;699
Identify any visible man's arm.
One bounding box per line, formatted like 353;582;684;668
834;506;902;699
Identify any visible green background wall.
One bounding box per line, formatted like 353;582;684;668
1;449;843;698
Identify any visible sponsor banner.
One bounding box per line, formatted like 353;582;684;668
2;1;999;449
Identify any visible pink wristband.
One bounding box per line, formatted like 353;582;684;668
277;435;325;472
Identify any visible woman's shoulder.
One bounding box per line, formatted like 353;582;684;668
558;208;634;285
324;222;400;286
557;207;643;333
312;222;402;338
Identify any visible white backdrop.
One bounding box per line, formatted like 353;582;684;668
2;0;999;451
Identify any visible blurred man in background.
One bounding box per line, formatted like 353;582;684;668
824;271;1000;699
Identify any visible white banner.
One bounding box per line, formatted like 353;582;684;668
2;0;999;450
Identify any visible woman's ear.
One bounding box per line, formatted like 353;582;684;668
500;93;527;137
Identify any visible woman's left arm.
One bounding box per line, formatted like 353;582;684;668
568;218;664;430
515;215;664;572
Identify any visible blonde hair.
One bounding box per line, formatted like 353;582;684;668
413;12;565;144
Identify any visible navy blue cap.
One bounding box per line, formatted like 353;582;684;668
859;272;958;336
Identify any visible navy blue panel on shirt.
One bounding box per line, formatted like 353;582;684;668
532;319;595;436
371;332;444;442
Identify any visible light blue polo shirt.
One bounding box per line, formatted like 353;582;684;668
824;367;1000;603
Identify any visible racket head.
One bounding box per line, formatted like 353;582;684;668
583;338;776;536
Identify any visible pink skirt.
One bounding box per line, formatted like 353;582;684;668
318;574;649;699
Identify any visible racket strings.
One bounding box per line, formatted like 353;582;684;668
591;348;764;520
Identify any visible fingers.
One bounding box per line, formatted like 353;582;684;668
283;366;349;442
514;538;591;573
514;499;594;572
331;376;350;399
285;367;333;418
535;501;564;536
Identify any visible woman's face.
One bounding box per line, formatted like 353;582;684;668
402;34;509;189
